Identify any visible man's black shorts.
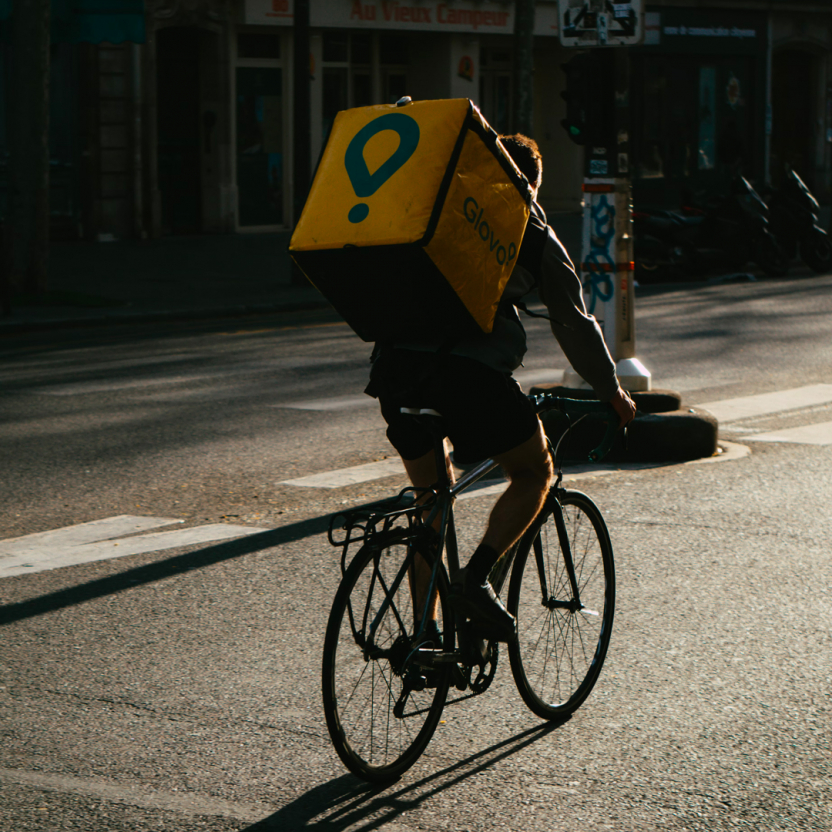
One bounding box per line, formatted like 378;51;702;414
373;349;539;464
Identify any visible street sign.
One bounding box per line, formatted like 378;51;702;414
557;0;644;47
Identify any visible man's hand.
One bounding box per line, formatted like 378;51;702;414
609;386;637;428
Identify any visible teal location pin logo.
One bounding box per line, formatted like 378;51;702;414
344;113;420;223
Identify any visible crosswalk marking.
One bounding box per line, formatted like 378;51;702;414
738;421;832;446
699;384;832;423
0;516;268;578
278;395;373;411
0;515;182;555
281;458;406;488
514;368;566;387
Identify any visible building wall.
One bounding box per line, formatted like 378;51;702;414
770;12;832;200
65;0;832;240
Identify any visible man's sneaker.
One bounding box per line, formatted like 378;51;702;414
449;567;517;642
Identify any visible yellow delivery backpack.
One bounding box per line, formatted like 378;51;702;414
289;98;532;343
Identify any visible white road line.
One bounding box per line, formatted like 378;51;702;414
277;394;373;411
699;384;832;423
739;421;832;446
281;458;406;488
0;515;183;556
0;516;268;578
514;368;566;388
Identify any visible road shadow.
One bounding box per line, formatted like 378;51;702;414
243;720;566;831
0;512;334;626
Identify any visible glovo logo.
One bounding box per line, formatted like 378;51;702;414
344;113;420;223
463;196;518;266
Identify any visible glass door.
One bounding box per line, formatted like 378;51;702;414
236;66;284;227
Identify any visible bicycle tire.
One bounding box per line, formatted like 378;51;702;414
322;529;452;782
507;489;615;720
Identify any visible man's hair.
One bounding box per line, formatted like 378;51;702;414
500;134;543;192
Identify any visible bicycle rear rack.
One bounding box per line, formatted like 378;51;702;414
328;485;437;575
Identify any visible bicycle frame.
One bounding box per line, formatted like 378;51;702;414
330;394;617;656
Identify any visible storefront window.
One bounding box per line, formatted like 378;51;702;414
236;67;283;226
698;66;716;170
238;33;280;60
634;55;754;202
479;48;512;134
323;66;348;140
384;71;408;104
323;31;349;63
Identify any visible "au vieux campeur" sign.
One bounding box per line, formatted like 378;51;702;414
246;0;560;35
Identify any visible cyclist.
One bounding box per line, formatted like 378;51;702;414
366;134;636;643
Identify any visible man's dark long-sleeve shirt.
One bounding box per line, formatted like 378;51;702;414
393;202;619;401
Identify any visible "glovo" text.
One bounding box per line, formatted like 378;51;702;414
463;196;517;266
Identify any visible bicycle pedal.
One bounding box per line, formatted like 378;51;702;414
404;670;427;692
451;664;467;691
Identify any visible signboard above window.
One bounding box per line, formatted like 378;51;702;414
557;0;644;47
245;0;560;35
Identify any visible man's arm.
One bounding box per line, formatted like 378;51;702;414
536;228;636;427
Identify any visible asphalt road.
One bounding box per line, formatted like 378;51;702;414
1;272;831;831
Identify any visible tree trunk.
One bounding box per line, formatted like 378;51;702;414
512;0;535;136
8;0;50;296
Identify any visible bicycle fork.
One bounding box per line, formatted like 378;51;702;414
536;493;598;617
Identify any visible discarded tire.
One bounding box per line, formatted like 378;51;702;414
622;407;718;462
541;406;719;464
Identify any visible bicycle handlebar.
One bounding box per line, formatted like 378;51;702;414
529;393;619;463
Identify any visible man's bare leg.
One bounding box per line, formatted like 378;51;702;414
479;419;552;557
450;420;552;641
401;442;453;627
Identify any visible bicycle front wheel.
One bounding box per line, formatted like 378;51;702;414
507;490;615;720
322;530;451;782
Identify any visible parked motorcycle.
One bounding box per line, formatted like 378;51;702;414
764;169;832;274
634;175;790;282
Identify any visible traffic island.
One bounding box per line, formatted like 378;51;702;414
530;384;719;463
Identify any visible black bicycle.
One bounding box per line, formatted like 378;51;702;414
321;393;618;782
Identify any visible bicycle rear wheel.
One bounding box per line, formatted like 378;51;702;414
322;529;451;782
507;489;615;720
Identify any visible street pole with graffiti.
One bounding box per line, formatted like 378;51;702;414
557;0;651;392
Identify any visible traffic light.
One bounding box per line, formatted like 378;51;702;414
560;51;616;156
560;53;591;145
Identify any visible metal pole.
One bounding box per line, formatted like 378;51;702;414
293;0;312;225
566;47;651;392
512;0;535;136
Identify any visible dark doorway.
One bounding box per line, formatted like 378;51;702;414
157;27;201;234
771;49;817;189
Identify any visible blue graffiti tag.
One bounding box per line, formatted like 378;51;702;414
582;195;615;315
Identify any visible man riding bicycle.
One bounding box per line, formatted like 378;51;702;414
366;134;636;643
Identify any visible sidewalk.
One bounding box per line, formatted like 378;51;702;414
0;231;329;334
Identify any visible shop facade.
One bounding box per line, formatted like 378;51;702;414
631;4;832;209
3;0;830;241
125;0;582;238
